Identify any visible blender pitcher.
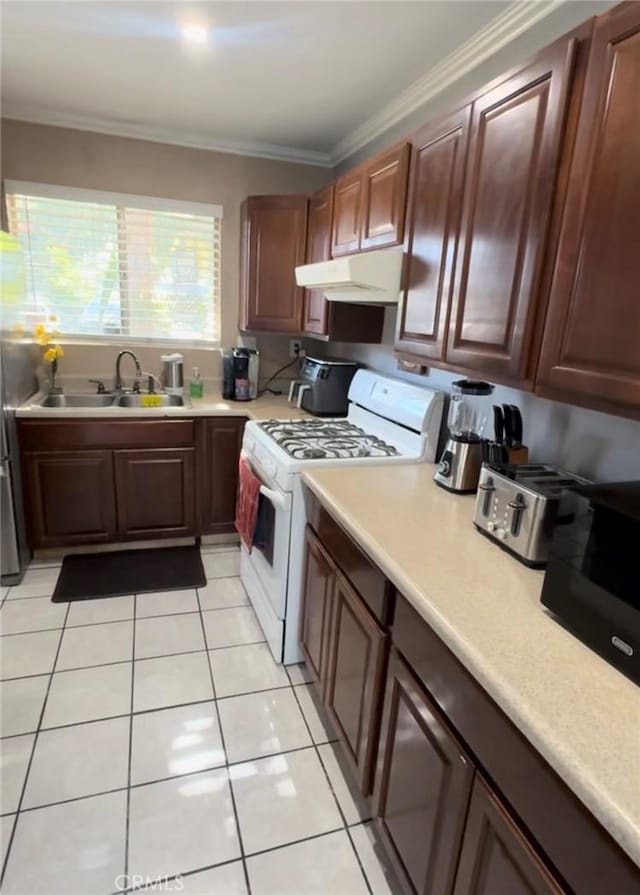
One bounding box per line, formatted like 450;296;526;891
434;380;494;493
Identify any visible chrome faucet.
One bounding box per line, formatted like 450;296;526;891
115;350;142;392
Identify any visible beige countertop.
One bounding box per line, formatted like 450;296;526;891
16;387;310;421
302;464;640;866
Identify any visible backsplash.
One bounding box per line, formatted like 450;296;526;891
304;309;640;483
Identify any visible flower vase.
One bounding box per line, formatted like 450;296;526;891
48;358;62;394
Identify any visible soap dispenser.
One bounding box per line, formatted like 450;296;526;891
189;366;203;399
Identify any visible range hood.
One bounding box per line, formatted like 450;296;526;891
295;248;403;304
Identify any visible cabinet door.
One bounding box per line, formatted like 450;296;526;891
331;171;363;256
199;418;245;535
240;195;308;333
453;777;565;895
446;39;577;383
374;650;474;895
360;142;410;251
299;527;336;687
536;4;640;415
303;185;334;336
396;109;471;360
114;448;195;539
324;570;389;795
22;451;116;548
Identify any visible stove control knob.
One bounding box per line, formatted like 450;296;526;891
496;529;508;541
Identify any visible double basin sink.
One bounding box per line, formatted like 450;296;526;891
38;393;190;409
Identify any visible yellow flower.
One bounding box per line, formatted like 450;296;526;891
54;345;64;359
34;323;49;346
49;314;58;323
43;347;58;363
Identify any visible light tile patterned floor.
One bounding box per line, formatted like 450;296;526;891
0;546;396;895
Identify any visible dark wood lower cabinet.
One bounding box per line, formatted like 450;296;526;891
18;416;245;549
114;448;195;539
298;490;639;895
453;778;564;895
324;570;388;795
199;417;246;534
299;527;336;688
375;650;474;895
22;450;117;547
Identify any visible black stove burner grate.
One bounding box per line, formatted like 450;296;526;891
258;419;400;459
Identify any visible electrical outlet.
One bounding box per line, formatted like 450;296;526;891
289;339;304;359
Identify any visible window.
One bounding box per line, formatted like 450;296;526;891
5;181;222;345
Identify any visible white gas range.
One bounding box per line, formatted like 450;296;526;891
239;370;444;664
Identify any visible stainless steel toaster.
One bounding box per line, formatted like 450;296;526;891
473;463;590;567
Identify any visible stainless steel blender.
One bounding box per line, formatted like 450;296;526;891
434;380;494;493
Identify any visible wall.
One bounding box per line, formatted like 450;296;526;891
0;118;329;384
308;0;640;484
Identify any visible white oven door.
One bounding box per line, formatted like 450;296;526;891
238;452;291;629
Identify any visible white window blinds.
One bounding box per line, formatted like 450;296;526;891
5;182;222;345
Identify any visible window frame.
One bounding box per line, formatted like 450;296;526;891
5;180;224;348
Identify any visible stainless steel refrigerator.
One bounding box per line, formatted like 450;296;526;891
1;341;38;584
1;232;39;584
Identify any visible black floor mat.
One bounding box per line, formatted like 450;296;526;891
52;545;206;602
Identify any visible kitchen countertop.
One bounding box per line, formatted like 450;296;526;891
302;464;640;866
15;388;310;421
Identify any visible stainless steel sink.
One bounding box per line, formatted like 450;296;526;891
40;394;116;408
114;394;190;408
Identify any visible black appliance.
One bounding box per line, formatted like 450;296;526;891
222;348;259;401
540;481;640;685
288;356;359;417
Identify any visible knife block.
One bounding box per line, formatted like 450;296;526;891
506;445;529;464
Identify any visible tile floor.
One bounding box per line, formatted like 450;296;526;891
0;545;396;895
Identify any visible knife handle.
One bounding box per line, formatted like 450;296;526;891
493;405;504;444
502;404;513;448
510;404;523;447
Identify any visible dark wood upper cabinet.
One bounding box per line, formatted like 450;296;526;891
324;570;389;795
446;38;577;384
536;2;640;416
375;649;475;895
22;450;117;548
114;448;196;539
240;195;308;333
332;142;411;258
453;777;565;895
303;184;386;343
360;142;411;251
396;107;471;360
331;171;363;256
300;526;336;690
198;417;246;535
303;184;335;336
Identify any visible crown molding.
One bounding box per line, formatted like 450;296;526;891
330;0;565;164
1;104;334;168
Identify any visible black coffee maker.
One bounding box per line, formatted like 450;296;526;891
222;348;259;401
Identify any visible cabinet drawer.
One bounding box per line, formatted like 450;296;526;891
308;497;392;624
18;419;195;451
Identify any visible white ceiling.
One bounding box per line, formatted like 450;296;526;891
1;1;560;165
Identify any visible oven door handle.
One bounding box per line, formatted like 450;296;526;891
259;484;291;512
